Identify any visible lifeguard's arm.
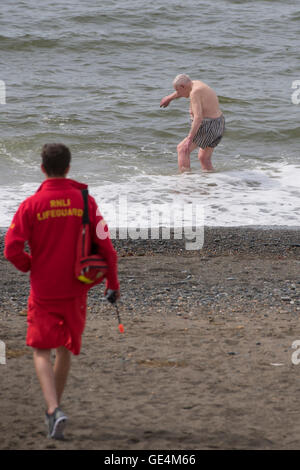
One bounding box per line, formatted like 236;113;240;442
89;197;120;292
160;90;180;108
4;202;32;272
186;91;203;144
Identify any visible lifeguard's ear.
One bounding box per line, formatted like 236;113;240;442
41;163;47;175
64;165;70;176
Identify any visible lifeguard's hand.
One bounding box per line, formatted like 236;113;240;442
105;289;120;304
160;96;171;108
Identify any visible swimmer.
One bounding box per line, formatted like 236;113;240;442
160;74;225;172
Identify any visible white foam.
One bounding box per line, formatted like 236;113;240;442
0;183;38;226
90;162;300;228
0;163;299;229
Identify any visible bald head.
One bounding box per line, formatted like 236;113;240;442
172;74;193;98
173;74;192;88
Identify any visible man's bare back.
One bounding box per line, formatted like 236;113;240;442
189;80;222;120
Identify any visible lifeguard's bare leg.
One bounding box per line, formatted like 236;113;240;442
33;346;71;414
34;348;58;415
54;346;71;406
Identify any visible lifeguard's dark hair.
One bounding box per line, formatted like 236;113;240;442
41;143;71;176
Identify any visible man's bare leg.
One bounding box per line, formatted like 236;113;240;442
198;147;215;171
177;138;197;172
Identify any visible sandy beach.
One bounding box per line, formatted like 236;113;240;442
0;226;300;450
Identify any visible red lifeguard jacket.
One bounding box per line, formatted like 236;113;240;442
4;178;119;300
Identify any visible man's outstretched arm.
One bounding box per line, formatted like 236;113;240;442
160;90;180;108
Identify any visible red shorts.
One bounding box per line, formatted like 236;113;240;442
26;293;88;355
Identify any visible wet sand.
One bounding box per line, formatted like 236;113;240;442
0;226;300;450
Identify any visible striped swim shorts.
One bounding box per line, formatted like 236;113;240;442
192;114;225;148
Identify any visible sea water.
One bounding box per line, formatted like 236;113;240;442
0;0;299;228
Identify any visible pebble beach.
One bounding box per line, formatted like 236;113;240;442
1;226;300;450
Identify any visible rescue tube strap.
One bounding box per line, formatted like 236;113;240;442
81;189;90;225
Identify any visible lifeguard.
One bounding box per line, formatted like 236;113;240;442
4;143;120;440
